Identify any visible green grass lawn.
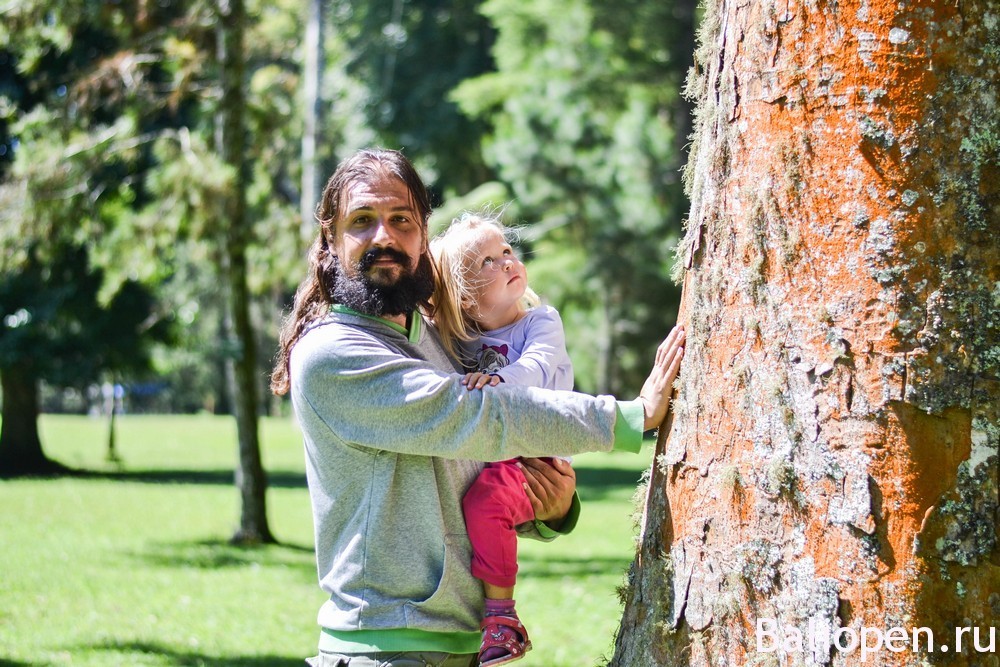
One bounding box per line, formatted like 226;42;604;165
0;414;651;667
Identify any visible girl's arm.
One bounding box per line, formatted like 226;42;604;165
493;305;574;390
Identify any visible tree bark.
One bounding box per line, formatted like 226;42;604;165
613;0;999;665
216;0;274;545
0;364;58;476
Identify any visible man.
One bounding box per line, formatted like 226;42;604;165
271;148;684;667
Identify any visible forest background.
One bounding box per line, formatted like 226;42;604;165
0;0;698;479
4;2;998;666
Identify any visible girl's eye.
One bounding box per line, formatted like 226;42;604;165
482;257;494;267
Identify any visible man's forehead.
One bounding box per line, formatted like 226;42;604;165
341;175;417;213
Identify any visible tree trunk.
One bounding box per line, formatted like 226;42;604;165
214;309;234;415
106;394;119;463
216;0;274;545
0;364;58;476
613;0;998;665
300;0;325;243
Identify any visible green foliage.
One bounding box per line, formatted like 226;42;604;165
0;1;201;421
0;0;303;415
326;0;497;194
430;181;513;235
0;242;173;387
0;0;696;409
452;0;691;394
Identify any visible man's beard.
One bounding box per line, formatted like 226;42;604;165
333;248;435;317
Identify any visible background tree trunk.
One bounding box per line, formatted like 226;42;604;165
0;364;55;476
106;383;120;463
613;0;999;665
216;0;274;545
300;0;325;244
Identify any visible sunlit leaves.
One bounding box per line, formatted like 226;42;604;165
452;0;689;393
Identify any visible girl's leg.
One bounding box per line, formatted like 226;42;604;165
463;461;535;590
463;461;536;665
483;582;514;600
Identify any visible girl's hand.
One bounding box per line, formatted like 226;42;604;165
462;372;502;390
638;326;685;430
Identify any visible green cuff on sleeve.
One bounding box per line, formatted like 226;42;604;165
612;400;645;454
533;491;581;539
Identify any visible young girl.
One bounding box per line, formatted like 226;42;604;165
431;210;574;667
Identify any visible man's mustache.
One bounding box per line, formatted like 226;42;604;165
357;248;411;272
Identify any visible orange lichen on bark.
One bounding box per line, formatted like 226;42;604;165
619;0;1000;665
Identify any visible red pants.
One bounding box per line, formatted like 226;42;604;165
462;459;535;588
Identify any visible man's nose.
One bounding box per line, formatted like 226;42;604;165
371;219;393;246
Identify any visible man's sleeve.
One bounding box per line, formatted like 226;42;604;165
292;325;626;462
515;401;642;540
515;492;582;542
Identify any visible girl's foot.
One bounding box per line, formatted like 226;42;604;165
478;615;532;667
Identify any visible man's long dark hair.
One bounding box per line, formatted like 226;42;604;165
270;149;433;396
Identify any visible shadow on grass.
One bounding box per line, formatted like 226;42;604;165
134;538;314;571
518;554;632;578
0;659;38;667
80;640;305;666
573;465;646;502
78;468;307;489
0;461;306;488
9;460;642;498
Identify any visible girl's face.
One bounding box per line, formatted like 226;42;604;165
463;227;528;331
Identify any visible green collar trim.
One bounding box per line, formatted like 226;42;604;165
330;304;422;343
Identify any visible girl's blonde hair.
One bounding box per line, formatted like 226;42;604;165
430;209;539;360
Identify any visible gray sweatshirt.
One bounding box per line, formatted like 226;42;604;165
289;307;643;652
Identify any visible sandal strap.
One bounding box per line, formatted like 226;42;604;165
481;615;527;633
479;615;531;658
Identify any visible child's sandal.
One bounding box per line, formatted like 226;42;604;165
477;615;532;667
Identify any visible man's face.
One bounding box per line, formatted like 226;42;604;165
331;173;434;316
335;174;425;280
